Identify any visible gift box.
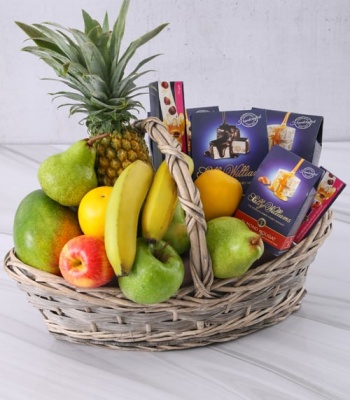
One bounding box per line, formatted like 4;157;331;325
149;81;187;168
235;145;324;256
294;167;346;243
253;108;323;164
190;109;269;192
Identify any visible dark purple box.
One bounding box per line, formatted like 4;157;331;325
252;108;323;165
190;109;269;193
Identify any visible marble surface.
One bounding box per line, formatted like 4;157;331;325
1;142;349;400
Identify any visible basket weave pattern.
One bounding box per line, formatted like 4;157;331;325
3;118;333;351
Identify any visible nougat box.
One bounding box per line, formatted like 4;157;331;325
235;145;324;256
294;168;346;243
190;109;269;192
149;81;187;168
253;107;324;165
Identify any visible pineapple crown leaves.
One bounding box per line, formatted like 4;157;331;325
15;0;168;135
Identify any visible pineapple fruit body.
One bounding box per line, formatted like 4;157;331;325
94;129;152;186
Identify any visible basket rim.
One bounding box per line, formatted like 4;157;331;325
2;209;333;351
3;208;333;306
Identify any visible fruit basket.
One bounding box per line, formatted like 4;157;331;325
3;117;333;351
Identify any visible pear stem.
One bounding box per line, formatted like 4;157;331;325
251;235;262;246
86;133;111;146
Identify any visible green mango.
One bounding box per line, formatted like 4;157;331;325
13;189;82;274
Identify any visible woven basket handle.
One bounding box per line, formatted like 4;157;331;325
134;117;214;297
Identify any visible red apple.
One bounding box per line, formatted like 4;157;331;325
59;235;115;288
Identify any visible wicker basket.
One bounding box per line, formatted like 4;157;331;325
3;117;333;351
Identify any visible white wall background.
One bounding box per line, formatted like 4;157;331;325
1;0;349;144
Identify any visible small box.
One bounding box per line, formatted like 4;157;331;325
235;145;323;256
190;109;269;192
149;81;187;164
294;168;346;243
252;108;323;165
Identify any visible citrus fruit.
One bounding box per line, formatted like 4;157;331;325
13;189;82;274
78;186;113;237
194;169;243;221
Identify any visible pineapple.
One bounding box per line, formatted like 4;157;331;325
16;0;168;186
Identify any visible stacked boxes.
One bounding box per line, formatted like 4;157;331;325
147;82;344;247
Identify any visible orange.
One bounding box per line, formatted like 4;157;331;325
78;186;113;237
194;169;243;221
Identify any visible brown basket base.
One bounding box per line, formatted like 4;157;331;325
3;210;332;351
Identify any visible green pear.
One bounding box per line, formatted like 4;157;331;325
206;216;264;279
38;140;98;206
162;200;190;255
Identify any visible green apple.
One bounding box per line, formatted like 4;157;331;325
162;200;190;255
118;238;184;304
206;216;264;279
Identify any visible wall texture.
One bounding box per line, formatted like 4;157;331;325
1;0;349;143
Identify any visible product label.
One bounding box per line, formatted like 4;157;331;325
235;210;294;250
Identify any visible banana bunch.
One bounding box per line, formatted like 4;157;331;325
142;154;194;241
104;154;194;276
105;160;154;276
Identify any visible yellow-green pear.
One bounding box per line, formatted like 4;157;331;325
38;140;98;206
206;216;264;279
163;200;190;255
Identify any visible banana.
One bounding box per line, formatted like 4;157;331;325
105;160;154;276
142;153;194;242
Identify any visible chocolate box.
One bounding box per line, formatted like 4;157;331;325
293;167;346;243
190;109;269;192
149;81;187;167
235;145;324;256
252;108;323;165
